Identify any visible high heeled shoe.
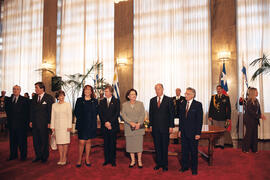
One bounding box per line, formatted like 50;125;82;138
138;161;143;169
129;162;136;168
85;160;91;167
76;161;82;167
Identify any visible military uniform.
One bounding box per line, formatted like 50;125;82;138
172;96;185;118
208;94;232;147
172;96;185;144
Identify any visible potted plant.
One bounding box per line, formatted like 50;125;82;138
59;62;108;133
37;61;108;133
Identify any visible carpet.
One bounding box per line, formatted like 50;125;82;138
0;135;269;180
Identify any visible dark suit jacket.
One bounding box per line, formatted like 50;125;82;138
208;94;231;121
149;95;174;133
5;95;29;129
172;96;185;118
179;99;203;138
75;97;98;131
99;96;120;132
30;93;54;129
244;99;261;126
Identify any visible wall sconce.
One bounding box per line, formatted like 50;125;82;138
38;62;55;75
218;51;231;61
41;62;53;69
114;0;128;3
117;58;127;66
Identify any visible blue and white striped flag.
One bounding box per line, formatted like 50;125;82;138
242;65;248;89
113;68;120;99
241;58;249;97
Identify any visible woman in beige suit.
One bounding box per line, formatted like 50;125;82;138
51;90;72;165
121;89;145;168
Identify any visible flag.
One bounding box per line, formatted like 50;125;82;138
242;66;248;89
241;59;249;97
239;58;249;105
93;73;99;87
113;68;120;99
220;62;228;95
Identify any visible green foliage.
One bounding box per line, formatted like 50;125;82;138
250;54;270;81
59;62;108;114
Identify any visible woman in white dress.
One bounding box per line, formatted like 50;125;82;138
51;90;72;165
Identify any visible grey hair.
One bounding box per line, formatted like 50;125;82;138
186;87;196;98
13;85;21;90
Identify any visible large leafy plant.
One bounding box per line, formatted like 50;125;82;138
250;54;270;80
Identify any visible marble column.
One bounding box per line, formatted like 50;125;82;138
114;0;134;104
211;0;238;139
42;0;57;96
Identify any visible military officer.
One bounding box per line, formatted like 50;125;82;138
208;85;232;148
172;88;185;118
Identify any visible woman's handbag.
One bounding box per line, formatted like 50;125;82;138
50;132;57;150
130;123;145;131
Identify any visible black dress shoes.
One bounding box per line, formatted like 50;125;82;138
192;170;198;175
162;166;168;171
7;157;17;161
103;162;109;166
20;157;27;161
32;158;41;163
215;145;224;149
41;159;48;163
111;162;116;167
153;165;161;170
179;168;189;173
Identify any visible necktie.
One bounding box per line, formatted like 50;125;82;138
13;97;17;103
38;95;41;103
157;96;161;108
107;99;110;107
185;101;189;117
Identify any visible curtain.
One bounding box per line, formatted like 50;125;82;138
237;0;270;139
59;0;114;85
134;0;211;120
1;0;43;95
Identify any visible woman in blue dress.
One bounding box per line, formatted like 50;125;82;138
75;85;98;167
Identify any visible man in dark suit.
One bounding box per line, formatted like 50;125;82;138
208;85;232;148
30;82;54;163
172;88;185;118
178;87;203;175
99;85;120;167
5;85;29;161
149;83;174;171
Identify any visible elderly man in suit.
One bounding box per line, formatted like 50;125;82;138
5;85;29;161
30;82;54;163
99;85;120;167
149;83;174;171
178;87;203;175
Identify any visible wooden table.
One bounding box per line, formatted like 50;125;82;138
198;125;226;166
